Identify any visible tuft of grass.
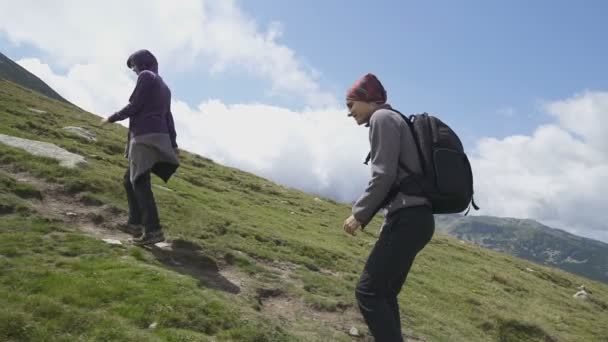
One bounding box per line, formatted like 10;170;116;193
498;319;557;342
0;171;42;199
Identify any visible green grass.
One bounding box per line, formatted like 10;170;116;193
0;214;292;341
1;78;608;341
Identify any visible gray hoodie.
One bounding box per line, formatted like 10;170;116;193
352;105;431;227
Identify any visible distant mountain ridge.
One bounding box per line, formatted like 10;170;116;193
435;215;608;283
0;51;69;104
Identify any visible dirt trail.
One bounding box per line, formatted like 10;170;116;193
2;167;131;241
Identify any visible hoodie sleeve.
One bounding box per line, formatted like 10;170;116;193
352;110;401;227
166;110;178;148
108;71;154;123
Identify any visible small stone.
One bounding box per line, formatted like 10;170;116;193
102;239;122;245
155;242;172;249
27;107;47;114
148;322;158;329
526;267;535;273
65;212;78;217
62;126;97;142
313;197;322;202
349;327;360;337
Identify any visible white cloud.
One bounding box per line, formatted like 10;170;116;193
471;92;608;242
171;99;370;202
17;59;133;114
0;0;335;106
546;91;608;154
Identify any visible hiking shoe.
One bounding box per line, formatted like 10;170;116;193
116;222;143;236
132;231;165;246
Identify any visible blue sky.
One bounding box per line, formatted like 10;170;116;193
4;1;607;145
0;0;607;241
257;0;581;150
166;1;607;145
241;0;608;144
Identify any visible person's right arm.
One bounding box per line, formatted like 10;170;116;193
108;71;155;123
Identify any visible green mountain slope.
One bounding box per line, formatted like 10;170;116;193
0;51;68;104
435;215;608;284
1;78;607;341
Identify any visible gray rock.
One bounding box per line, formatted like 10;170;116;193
573;285;591;300
349;327;360;337
155;242;172;250
573;290;589;300
27;107;47;114
62;126;97;142
0;134;86;168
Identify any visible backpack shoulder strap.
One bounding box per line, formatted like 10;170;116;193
363;108;424;178
393;110;426;176
364;151;371;165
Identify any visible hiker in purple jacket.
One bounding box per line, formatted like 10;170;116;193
100;49;179;245
343;73;434;341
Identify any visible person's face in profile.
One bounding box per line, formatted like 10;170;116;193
347;99;375;126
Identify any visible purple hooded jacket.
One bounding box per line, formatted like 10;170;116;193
109;50;178;148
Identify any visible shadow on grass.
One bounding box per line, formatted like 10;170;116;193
145;239;241;294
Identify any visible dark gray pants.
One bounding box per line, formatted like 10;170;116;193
356;206;435;342
123;168;161;233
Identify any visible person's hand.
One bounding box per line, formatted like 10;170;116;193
98;117;110;126
343;215;362;236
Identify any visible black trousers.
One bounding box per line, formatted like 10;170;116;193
356;206;435;342
123;168;161;233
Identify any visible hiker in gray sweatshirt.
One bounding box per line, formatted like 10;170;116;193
100;49;179;245
343;73;434;341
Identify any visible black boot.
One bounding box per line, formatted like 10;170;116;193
132;230;165;246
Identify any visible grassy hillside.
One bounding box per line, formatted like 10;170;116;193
1;78;607;341
0;52;68;104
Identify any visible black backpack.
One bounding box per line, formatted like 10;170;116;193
365;110;479;215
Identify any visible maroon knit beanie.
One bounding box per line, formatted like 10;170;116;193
346;73;387;104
